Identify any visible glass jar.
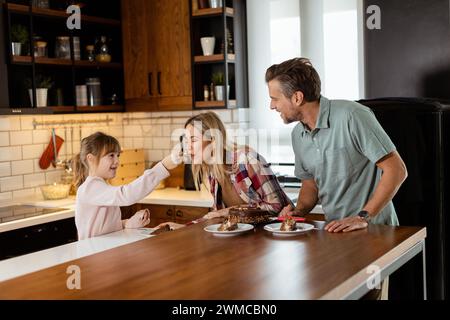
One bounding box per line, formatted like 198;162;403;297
33;36;47;58
55;36;71;59
95;36;111;63
86;77;102;106
86;45;95;62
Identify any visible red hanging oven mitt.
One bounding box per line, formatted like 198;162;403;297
39;135;64;169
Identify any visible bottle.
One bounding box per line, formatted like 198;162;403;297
203;85;209;101
210;83;215;101
95;36;111;63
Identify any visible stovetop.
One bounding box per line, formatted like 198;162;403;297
0;205;69;224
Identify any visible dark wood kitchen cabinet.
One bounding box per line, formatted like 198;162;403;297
122;0;192;112
122;203;209;227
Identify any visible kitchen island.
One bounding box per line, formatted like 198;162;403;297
0;218;426;300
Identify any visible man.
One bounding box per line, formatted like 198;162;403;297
266;57;407;233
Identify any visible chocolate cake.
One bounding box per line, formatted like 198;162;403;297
217;215;239;231
228;205;272;224
280;216;297;231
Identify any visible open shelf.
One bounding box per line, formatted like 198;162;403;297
194;53;235;63
192;7;234;17
6;3;121;27
195;100;236;108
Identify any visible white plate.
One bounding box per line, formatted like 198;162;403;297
264;222;314;236
204;223;254;236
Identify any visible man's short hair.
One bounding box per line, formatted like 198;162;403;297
265;57;321;102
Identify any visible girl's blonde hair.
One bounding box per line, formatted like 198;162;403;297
72;132;121;188
184;112;234;190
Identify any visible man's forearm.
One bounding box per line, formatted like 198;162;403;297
294;180;319;216
363;168;406;217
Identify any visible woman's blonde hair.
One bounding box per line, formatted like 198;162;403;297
184;112;234;190
72;132;121;187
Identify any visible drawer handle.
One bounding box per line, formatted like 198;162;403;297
148;72;153;96
157;71;162;95
176;210;183;217
166;209;173;217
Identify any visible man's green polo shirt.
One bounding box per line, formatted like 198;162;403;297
291;96;399;226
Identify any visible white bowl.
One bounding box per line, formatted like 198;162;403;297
40;184;71;200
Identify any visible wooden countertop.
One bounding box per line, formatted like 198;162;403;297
0;219;426;300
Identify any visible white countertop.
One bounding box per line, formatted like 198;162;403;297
0;228;154;283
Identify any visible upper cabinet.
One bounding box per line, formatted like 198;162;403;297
122;0;192;112
0;0;125;115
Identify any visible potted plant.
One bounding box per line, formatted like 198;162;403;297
211;72;229;101
10;24;29;56
26;75;54;107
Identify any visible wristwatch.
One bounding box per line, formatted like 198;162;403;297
357;210;371;223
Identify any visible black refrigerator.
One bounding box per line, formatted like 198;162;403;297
359;98;450;300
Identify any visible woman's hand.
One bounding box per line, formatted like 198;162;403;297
203;207;230;219
156;222;185;230
324;216;368;233
124;209;151;228
278;204;294;217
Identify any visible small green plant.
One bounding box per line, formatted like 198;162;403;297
211;72;224;85
10;24;29;44
25;75;54;89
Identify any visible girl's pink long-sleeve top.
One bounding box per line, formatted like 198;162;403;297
75;162;169;240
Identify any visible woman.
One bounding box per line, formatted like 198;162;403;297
160;111;292;229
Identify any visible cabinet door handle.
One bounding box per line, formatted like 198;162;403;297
148;72;153;96
166;209;173;217
157;71;162;95
176;210;183;217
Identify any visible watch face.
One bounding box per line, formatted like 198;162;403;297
358;211;369;218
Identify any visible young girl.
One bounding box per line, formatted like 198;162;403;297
73;132;180;240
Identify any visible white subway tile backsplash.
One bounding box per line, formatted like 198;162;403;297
109;126;123;138
123;125;143;137
162;124;173;137
32;130;50;144
0;116;21;131
152;137;171;149
0;162;11;178
145;149;163;162
0;191;12;202
24;173;46;188
12;160;34;175
213;110;232;123
20;115;41;130
0;132;9;146
172;117;189;124
0;146;22;162
143;138;152;149
233;108;249;122
13;188;36;200
171;111;193;117
122;137;133;149
0;175;23;192
133;137;144;149
10;131;33;146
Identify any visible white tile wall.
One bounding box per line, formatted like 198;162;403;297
0;132;9;147
0;110;248;200
10;131;33;146
11;160;34;175
0;175;23;192
0;162;11;178
0;146;22;162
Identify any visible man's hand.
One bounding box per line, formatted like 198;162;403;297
324;216;368;233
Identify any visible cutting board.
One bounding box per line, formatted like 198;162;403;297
110;149;147;186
